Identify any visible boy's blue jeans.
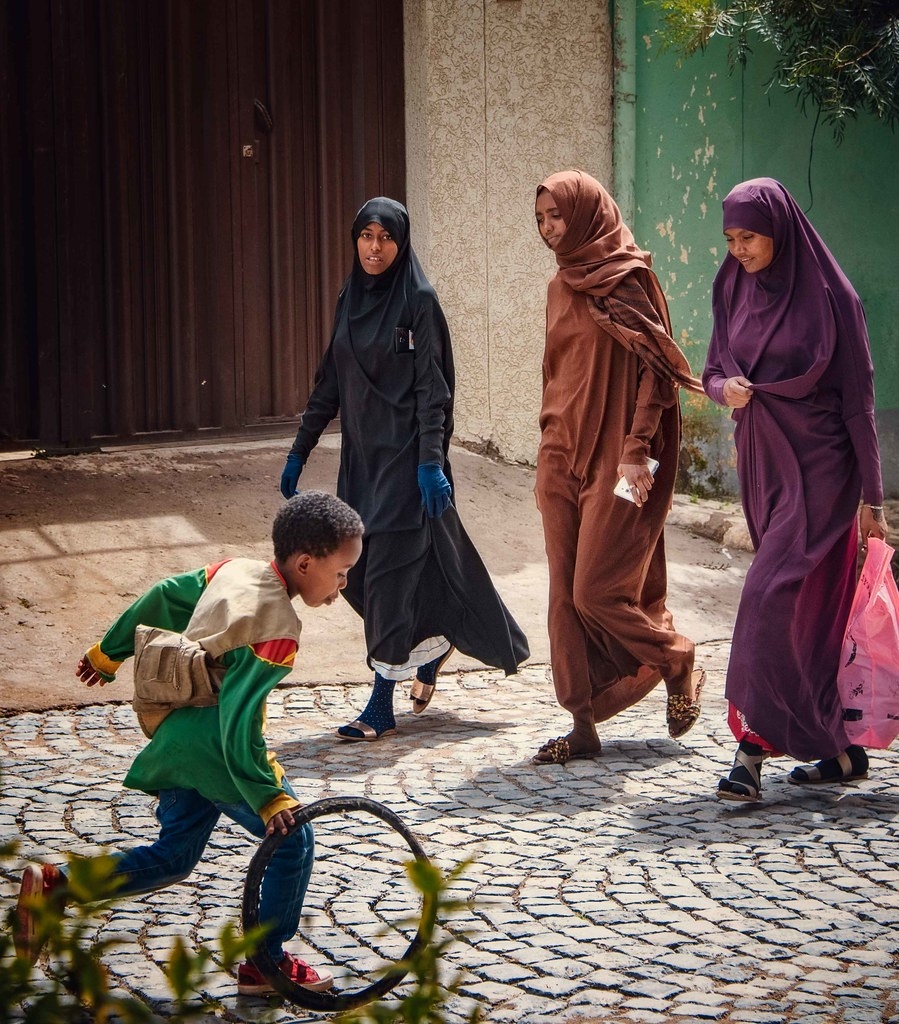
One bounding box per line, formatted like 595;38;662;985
97;780;314;960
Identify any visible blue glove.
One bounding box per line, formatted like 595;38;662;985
280;453;305;499
417;463;452;518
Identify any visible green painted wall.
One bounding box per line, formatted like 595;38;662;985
624;4;899;495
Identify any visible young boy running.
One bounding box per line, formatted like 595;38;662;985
14;491;364;995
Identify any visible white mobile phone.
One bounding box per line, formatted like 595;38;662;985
613;458;660;502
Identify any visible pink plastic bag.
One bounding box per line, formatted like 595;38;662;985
837;536;899;749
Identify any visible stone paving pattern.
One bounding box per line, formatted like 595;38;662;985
4;658;899;1023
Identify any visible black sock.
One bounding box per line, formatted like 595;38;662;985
356;674;396;732
720;740;764;794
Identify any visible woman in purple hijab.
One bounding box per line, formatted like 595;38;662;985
703;178;888;802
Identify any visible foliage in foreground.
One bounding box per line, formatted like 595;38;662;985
340;858;482;1024
0;844;261;1024
649;0;899;140
2;842;478;1024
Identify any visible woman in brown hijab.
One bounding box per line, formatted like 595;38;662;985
532;169;705;764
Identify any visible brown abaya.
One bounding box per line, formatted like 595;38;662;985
534;170;702;755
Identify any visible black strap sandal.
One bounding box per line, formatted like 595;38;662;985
717;742;765;802
789;745;869;785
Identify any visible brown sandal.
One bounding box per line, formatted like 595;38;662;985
532;736;602;765
409;645;455;715
336;719;397;742
667;668;706;739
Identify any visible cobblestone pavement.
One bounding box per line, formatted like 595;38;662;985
4;655;899;1024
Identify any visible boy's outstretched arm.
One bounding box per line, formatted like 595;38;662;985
76;655;111;687
73;567;211;688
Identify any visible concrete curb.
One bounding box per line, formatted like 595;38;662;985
668;494;753;553
669;496;899;556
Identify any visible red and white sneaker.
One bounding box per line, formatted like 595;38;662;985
237;952;335;995
14;862;67;964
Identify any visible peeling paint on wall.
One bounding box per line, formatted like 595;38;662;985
656;216;674;240
634;4;899;495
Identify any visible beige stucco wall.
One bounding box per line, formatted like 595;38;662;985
404;0;614;464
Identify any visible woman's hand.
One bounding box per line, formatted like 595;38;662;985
617;461;656;509
280;452;305;499
723;376;754;408
417;463;453;518
860;505;888;548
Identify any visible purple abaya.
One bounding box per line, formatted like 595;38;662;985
703;178;883;761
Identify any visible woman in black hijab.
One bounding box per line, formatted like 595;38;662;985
280;197;529;740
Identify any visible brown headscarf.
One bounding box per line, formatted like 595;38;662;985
538;170;704;396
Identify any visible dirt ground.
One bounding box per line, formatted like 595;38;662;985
0;436;752;715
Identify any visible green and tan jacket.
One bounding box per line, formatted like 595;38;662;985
86;558;301;823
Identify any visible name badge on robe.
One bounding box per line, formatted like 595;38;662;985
394;327;415;354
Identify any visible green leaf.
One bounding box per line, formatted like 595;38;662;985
645;0;899;138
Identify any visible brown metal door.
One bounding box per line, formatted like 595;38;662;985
0;0;405;449
235;0;407;428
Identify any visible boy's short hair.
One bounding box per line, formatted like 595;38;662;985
272;491;364;561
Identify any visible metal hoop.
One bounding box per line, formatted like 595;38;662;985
241;796;430;1012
